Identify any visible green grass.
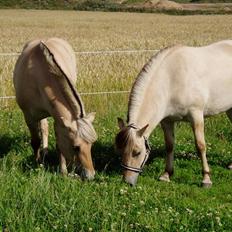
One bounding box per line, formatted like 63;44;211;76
0;104;232;231
0;0;78;9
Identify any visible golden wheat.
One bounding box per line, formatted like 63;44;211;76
0;9;232;114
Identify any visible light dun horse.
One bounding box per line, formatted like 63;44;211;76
13;38;97;180
116;40;232;187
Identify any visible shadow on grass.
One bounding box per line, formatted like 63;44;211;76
19;141;121;174
92;141;120;174
0;134;14;158
20;148;59;173
2;133;231;178
19;142;166;175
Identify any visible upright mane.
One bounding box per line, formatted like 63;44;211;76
127;46;177;123
40;41;85;118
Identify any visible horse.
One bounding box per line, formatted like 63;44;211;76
13;38;97;180
115;40;232;187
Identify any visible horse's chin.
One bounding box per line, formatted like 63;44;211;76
80;168;95;181
123;173;139;186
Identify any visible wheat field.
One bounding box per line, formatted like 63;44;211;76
1;10;232;113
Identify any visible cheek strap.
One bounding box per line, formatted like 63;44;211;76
121;137;151;173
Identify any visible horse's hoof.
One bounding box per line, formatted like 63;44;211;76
228;164;232;170
159;174;170;182
201;181;212;188
68;173;81;179
39;163;44;168
68;173;75;178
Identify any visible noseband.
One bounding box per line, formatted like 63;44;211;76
121;124;151;173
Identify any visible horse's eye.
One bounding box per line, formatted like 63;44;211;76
73;146;80;153
132;151;141;157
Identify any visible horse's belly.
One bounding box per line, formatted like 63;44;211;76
204;91;232;116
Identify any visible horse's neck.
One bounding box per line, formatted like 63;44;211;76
44;84;77;122
128;74;167;138
128;102;166;137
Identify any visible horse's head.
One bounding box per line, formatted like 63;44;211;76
55;112;97;180
115;118;150;186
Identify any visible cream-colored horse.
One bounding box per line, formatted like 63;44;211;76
116;40;232;187
14;38;97;180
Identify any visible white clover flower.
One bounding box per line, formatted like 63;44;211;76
215;216;222;227
140;200;145;205
186;208;193;214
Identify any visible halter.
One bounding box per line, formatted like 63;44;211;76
121;124;151;173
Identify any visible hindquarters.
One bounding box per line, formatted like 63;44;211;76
13;40;48;116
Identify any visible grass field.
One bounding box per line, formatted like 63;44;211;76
0;9;232;231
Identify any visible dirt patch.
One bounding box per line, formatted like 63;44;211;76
181;3;232;11
144;0;183;10
138;1;232;13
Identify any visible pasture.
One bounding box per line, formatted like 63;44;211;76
0;9;232;231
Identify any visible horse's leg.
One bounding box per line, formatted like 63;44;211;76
56;144;68;175
226;109;232;170
159;120;175;182
39;118;49;162
24;115;42;163
190;110;212;187
60;153;68;175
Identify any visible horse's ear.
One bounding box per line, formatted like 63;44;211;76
117;118;125;129
86;112;96;123
137;124;149;137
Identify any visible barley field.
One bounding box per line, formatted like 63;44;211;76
0;9;232;231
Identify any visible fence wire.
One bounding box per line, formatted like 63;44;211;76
0;49;158;57
0;49;158;107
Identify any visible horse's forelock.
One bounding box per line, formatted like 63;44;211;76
115;127;135;153
77;118;97;144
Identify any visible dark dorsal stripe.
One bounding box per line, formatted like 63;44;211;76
41;41;84;118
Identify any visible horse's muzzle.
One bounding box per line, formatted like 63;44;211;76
81;168;95;180
123;172;139;186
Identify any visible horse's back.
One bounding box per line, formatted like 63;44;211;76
159;40;232;117
13;39;44;110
